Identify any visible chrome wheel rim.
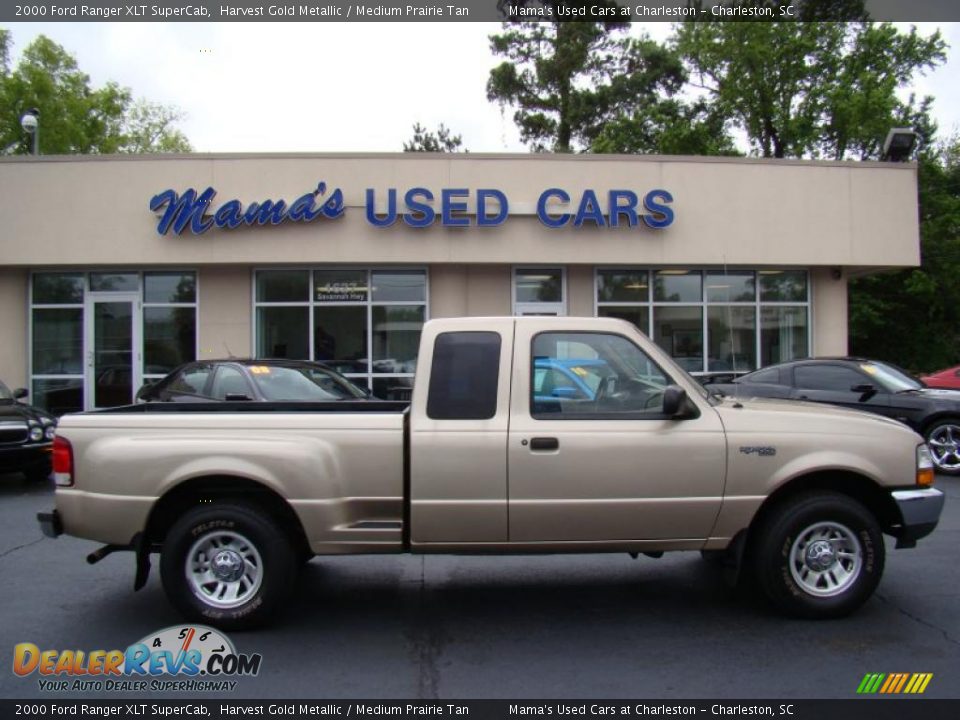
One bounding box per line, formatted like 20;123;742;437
927;424;960;472
185;530;263;609
788;521;863;598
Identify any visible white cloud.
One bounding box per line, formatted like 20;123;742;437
5;20;958;152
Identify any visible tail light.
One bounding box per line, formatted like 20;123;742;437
52;436;74;487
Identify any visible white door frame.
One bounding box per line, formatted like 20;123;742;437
84;292;142;410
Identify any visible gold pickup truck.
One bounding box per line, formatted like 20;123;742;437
38;317;944;629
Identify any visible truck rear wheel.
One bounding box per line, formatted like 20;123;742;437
160;503;297;630
752;492;884;619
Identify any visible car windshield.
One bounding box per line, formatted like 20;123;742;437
247;365;366;401
0;380;11;401
859;362;923;393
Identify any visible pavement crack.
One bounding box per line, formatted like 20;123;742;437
875;592;960;646
0;537;44;561
407;556;442;700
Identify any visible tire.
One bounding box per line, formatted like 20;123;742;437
924;419;960;475
752;492;884;619
160;503;297;630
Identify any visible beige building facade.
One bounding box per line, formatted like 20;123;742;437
0;153;919;413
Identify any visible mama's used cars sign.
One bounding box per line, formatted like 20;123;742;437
149;182;674;236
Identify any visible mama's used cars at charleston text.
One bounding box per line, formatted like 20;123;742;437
38;317;944;628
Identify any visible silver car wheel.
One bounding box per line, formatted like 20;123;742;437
788;521;863;598
185;530;263;609
926;423;960;472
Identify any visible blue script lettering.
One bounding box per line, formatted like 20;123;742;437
150;182;344;235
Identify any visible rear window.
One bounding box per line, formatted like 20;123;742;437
427;332;501;420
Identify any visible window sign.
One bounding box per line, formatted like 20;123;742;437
315;270;368;302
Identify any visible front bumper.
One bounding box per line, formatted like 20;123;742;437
37;509;62;539
892;488;945;548
0;443;52;473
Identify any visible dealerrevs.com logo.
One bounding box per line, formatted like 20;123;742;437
13;625;262;693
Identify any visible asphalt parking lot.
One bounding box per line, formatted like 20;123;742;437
0;473;957;700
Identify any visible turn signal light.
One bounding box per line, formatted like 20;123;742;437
916;444;935;488
52;436;74;487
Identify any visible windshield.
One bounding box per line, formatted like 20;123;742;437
0;380;10;401
247;365;367;401
858;362;923;393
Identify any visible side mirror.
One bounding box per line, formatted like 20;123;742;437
850;383;876;399
663;384;697;418
13;388;28;400
135;382;155;402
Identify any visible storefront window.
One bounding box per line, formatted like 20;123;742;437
257;269;309;302
32;273;84;304
30;271;198;413
761;306;809;366
760;270;807;302
515;268;563;303
33;308;83;375
706;272;755;303
144;272;196;304
653;307;704;373
597;268;809;374
255;268;427;398
89;272;139;293
257;306;309;359
654;271;702;303
708;306;756;372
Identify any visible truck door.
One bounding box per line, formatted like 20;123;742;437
409;319;514;545
507;322;726;542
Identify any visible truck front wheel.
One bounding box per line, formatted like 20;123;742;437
160;503;297;630
753;492;884;619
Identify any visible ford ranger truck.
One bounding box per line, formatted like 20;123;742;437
37;317;944;629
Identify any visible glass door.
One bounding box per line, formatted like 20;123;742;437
85;293;141;410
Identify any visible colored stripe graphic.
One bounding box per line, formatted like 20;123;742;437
857;673;932;694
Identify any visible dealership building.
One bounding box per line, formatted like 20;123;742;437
0;152;919;413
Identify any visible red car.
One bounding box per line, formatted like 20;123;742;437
922;365;960;390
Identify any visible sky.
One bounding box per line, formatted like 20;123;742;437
5;21;960;154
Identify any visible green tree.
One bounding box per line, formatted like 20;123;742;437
402;122;466;153
849;138;960;371
0;30;191;155
487;3;685;153
675;6;945;159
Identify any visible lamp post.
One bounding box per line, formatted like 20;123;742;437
20;108;39;155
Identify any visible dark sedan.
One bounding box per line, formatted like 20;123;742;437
136;359;371;403
708;358;960;474
0;380;56;481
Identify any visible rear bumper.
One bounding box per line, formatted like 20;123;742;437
37;509;63;539
892;488;945;547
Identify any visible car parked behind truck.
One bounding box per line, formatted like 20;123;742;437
38;317;944;629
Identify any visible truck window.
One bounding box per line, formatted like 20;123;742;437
531;332;670;418
427;332;501;420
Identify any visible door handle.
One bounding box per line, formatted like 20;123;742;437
529;437;559;451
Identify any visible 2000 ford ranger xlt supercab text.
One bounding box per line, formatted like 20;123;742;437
38;317;944;628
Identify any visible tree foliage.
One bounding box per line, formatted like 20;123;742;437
487;3;686;153
0;29;191;155
675;6;946;159
402;122;466;153
849;138;960;372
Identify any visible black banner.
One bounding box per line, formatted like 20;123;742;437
2;1;960;24
2;700;960;720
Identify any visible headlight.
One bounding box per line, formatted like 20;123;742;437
29;426;44;442
44;426;56;440
916;443;935;488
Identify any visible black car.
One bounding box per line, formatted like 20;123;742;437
136;359;371;403
0;380;56;481
709;358;960;474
